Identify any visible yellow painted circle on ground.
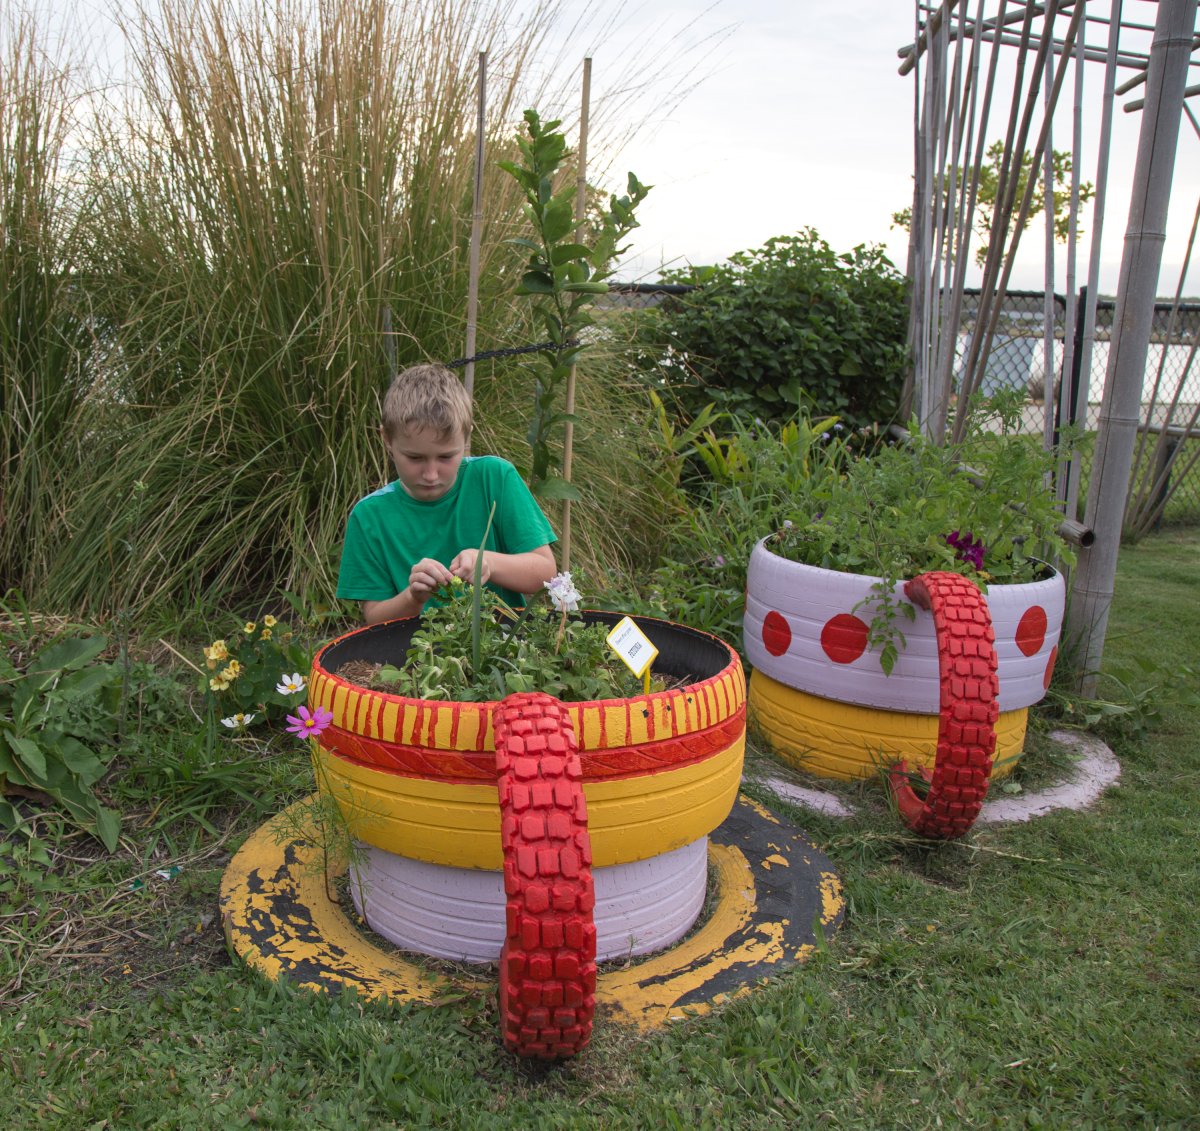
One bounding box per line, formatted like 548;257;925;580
219;794;843;1032
748;669;1026;781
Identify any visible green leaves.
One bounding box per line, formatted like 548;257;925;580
641;229;907;434
499;107;648;498
379;582;641;704
0;628;123;851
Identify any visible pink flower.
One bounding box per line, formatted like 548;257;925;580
285;704;333;740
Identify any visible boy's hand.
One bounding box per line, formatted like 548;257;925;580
408;557;454;600
450;549;490;584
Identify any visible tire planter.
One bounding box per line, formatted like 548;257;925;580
743;538;1065;838
308;611;745;1058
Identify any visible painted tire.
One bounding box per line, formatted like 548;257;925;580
885;572;999;838
744;538;1063;714
748;670;1027;781
310;612;746;869
348;837;708;964
494;693;596;1059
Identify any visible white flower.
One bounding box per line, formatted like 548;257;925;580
276;672;307;695
220;712;256;729
544;571;581;613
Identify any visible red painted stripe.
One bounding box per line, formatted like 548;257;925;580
321;706;746;784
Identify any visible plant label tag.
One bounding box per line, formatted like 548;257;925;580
605;617;658;678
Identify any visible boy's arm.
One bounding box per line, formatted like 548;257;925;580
448;544;557;596
361;556;455;625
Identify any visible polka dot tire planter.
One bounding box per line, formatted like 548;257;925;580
744;538;1064;714
305;612;747;1058
744;540;1065;839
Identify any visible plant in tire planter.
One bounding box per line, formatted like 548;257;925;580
742;389;1075;838
307;575;746;1059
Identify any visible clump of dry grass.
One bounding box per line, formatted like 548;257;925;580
25;0;689;621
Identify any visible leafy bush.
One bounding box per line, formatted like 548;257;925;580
638;229;908;432
0;621;122;850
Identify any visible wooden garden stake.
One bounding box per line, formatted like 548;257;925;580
560;56;591;572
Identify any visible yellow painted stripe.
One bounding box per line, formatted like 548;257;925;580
748;671;1026;781
316;736;744;870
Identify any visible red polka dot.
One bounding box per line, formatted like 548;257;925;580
821;613;869;664
1043;645;1058;690
1015;605;1048;657
762;610;792;657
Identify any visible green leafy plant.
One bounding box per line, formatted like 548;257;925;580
0;625;122;851
768;388;1077;672
371;575;645;703
200;615;312;728
500;108;649;500
638;229;908;433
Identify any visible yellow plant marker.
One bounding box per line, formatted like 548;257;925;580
606;616;659;695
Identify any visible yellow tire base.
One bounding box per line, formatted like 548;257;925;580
219;793;844;1032
749;670;1028;781
315;739;744;870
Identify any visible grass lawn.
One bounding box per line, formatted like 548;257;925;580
2;532;1198;1129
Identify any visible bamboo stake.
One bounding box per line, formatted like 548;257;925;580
954;0;1054;437
1067;0;1123;525
927;1;965;435
462;51;486;426
932;0;1004;441
559;55;590;572
1066;0;1199;696
1042;40;1057;453
1055;8;1085;512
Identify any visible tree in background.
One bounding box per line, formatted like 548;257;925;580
893;140;1095;267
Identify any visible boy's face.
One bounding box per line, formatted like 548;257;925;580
381;424;466;501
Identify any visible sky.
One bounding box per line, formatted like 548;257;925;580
24;0;1200;297
552;0;1200;297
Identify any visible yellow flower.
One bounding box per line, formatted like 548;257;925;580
218;660;241;682
260;627;272;640
204;639;229;663
244;621;256;635
263;615;277;628
209;677;229;692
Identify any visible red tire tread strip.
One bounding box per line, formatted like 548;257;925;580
887;571;999;839
494;692;596;1059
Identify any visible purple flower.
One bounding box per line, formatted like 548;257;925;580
946;530;986;571
285;704;334;740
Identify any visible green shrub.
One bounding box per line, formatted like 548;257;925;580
638;229;909;432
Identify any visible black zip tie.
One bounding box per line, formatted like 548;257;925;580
446;339;580;368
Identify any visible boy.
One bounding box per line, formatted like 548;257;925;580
337;363;558;624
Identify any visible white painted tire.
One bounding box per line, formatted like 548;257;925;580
743;538;1064;714
349;837;708;964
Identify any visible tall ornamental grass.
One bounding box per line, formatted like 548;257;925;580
41;0;670;620
0;14;91;597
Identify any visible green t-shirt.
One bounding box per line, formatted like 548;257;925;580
336;456;556;610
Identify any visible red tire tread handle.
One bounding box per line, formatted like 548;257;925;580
887;571;999;839
495;692;596;1059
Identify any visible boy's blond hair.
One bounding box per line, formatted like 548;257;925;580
381;363;474;441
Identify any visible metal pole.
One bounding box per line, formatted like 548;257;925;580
1066;0;1199;696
